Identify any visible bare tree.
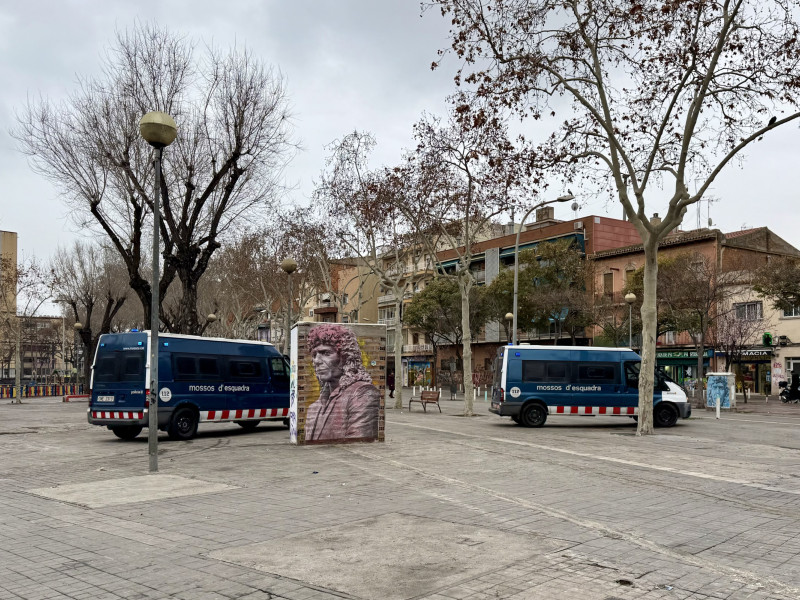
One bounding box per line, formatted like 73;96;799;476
405;109;555;416
314;131;434;410
433;0;800;432
0;256;51;402
14;23;295;335
50;241;129;383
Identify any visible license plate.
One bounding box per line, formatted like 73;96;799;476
96;395;114;403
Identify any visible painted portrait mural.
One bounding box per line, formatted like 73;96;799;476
290;322;385;445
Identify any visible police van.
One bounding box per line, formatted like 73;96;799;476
88;331;290;440
490;345;690;427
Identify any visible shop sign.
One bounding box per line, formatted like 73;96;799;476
715;349;774;361
656;349;713;359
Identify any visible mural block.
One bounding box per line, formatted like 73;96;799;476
290;322;385;445
706;372;736;409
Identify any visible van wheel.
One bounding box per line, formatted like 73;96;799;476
520;403;547;428
654;403;678;428
235;420;260;431
511;415;521;424
283;418;290;428
168;407;199;440
111;425;143;440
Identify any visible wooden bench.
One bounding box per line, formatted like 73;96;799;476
409;390;441;413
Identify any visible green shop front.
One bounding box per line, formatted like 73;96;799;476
656;348;713;387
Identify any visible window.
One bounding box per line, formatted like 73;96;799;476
228;359;262;379
625;268;636;285
199;357;220;377
269;357;289;390
121;356;144;382
662;331;677;344
624;361;640;388
175;356;197;377
342;316;349;323
576;363;618;384
522;361;569;382
93;356;118;382
735;301;763;321
603;272;614;297
784;305;800;318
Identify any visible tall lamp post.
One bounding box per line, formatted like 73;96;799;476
625;292;637;349
139;111;177;474
512;194;574;345
280;258;298;356
73;321;83;390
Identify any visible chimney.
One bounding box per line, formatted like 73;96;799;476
651;212;661;227
536;206;555;222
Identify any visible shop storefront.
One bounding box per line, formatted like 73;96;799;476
656;348;713;387
715;348;774;394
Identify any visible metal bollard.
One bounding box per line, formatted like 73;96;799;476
716;396;720;419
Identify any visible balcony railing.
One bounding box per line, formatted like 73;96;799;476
402;344;433;354
378;318;396;326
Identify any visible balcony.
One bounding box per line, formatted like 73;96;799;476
378;294;397;305
402;344;433;355
378;318;396;326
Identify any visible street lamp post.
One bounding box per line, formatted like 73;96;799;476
504;312;514;344
625;292;637;349
253;306;268;340
73;322;83;391
139;111;177;474
512;194;574;345
280;258;298;356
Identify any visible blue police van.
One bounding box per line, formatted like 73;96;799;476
490;345;690;427
88;331;290;440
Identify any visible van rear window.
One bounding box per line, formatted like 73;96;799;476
93;351;145;383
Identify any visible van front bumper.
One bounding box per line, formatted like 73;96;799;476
678;402;692;419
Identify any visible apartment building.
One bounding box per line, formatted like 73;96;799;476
431;207;643;387
592;225;800;394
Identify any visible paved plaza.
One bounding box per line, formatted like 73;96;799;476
2;393;800;599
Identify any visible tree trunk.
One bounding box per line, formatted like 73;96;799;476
637;240;658;435
460;273;475;416
696;329;705;395
393;296;403;410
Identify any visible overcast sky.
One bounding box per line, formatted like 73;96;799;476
2;1;799;264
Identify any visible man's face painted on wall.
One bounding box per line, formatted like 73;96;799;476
312;344;344;385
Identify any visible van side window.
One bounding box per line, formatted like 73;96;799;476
625;361;640;388
269;357;288;380
522;360;569;382
522;361;545;381
175;356;197;378
228;359;263;380
547;362;568;381
576;363;618;384
199;357;220;377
